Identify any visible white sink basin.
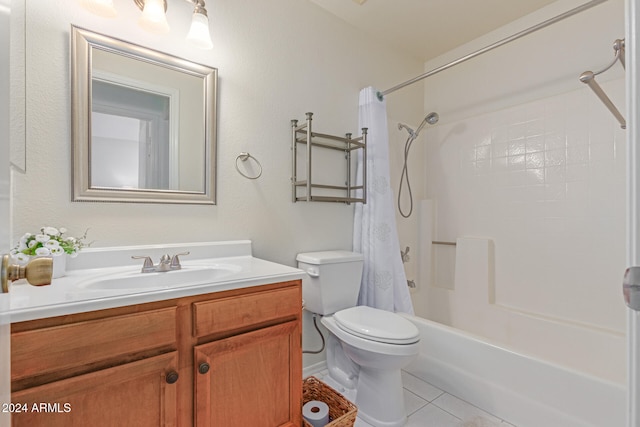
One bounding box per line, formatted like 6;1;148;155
78;264;242;290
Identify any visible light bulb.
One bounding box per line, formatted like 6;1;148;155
138;0;170;34
186;12;213;50
82;0;117;18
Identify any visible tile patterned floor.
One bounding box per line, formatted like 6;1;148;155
310;370;517;427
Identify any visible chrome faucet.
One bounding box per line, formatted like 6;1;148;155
157;254;173;272
132;252;190;273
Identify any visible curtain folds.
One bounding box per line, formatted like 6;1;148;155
353;87;414;315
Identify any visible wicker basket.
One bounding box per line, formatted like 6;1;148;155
302;376;357;427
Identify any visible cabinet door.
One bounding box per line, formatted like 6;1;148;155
194;321;301;427
11;352;178;427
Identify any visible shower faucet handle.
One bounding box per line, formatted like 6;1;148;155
401;246;411;263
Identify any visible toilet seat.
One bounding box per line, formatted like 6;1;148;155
333;306;419;345
321;315;419;357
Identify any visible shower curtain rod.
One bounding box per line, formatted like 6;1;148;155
377;0;609;100
579;38;626;129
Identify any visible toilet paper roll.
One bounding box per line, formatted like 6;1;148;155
302;400;329;427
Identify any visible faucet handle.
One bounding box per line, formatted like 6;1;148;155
132;255;154;273
170;252;190;270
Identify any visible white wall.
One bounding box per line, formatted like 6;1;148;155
10;0;423;368
411;0;627;384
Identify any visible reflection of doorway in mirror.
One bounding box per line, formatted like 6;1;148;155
91;112;173;190
91;112;140;188
90;75;179;191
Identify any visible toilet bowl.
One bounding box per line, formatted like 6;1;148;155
321;306;419;427
296;251;420;427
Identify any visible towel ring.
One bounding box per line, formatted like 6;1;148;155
235;152;263;180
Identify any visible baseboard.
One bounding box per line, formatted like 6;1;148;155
303;360;327;378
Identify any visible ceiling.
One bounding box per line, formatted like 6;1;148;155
308;0;560;62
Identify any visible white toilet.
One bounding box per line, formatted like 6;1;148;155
297;250;420;427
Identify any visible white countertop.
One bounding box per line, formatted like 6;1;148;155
7;241;306;323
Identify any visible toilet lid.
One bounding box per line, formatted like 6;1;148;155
334;306;420;344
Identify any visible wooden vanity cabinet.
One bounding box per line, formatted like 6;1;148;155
10;280;302;427
192;286;302;427
11;305;179;427
11;352;179;427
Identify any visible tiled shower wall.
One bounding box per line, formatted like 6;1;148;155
414;78;627;383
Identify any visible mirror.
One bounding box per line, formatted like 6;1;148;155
71;26;217;204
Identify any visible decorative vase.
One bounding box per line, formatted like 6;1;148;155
52;255;67;279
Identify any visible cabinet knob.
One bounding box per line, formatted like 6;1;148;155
165;371;179;384
198;362;210;375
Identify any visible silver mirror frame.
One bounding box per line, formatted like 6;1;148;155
71;25;217;204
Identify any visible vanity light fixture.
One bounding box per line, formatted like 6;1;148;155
185;0;213;49
135;0;170;34
134;0;213;49
81;0;214;50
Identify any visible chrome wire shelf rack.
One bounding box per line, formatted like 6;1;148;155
291;112;367;204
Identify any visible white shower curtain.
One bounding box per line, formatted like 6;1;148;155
353;87;414;315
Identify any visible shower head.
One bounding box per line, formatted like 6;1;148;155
398;112;439;139
414;112;439;136
425;112;439;125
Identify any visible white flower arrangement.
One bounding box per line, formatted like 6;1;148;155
11;226;89;264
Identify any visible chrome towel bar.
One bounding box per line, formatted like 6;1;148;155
432;241;456;246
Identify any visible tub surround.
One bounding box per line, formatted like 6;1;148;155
416;233;626;384
8;240;306;322
413;0;626;390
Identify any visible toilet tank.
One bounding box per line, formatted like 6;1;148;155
296;250;364;315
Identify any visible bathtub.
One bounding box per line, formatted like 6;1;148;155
400;314;626;427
